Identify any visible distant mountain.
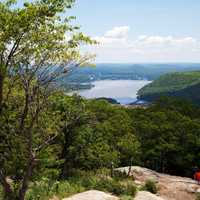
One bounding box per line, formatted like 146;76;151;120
66;63;200;81
54;63;200;92
138;71;200;105
58;63;200;90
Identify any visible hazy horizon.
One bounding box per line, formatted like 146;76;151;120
93;62;200;64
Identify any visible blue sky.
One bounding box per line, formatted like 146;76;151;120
16;0;200;63
71;0;200;38
68;0;200;63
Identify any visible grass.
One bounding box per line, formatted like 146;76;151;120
26;179;85;200
24;169;137;200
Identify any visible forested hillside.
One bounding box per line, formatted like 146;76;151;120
138;71;200;104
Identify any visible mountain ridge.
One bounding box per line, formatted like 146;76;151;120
138;71;200;104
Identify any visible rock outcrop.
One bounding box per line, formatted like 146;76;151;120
62;190;119;200
56;166;200;200
134;191;164;200
117;166;200;200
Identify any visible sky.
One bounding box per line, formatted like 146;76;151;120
69;0;200;63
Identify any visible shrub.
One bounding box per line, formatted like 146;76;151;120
96;179;137;197
109;180;125;195
93;178;123;195
125;183;137;196
25;170;137;199
143;179;157;194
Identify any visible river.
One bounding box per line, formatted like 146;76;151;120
70;80;151;105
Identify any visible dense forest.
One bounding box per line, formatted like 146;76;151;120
50;94;200;178
138;71;200;105
2;84;200;199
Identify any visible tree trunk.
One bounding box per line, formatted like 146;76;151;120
60;159;73;179
2;162;34;200
0;73;4;112
18;156;35;200
59;127;74;179
19;92;29;131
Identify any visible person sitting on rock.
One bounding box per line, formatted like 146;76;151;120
192;166;199;179
194;169;200;184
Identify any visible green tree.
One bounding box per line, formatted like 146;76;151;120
0;0;94;199
0;0;94;111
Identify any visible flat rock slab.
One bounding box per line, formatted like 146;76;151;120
134;191;165;200
63;190;119;200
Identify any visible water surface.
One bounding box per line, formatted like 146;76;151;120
71;80;151;104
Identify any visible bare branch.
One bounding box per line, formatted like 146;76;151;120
34;134;58;153
5;34;24;68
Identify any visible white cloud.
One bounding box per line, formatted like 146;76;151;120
93;26;130;46
87;26;200;63
138;35;148;40
135;35;196;46
104;26;130;38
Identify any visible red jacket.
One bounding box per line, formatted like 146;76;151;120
194;172;200;181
